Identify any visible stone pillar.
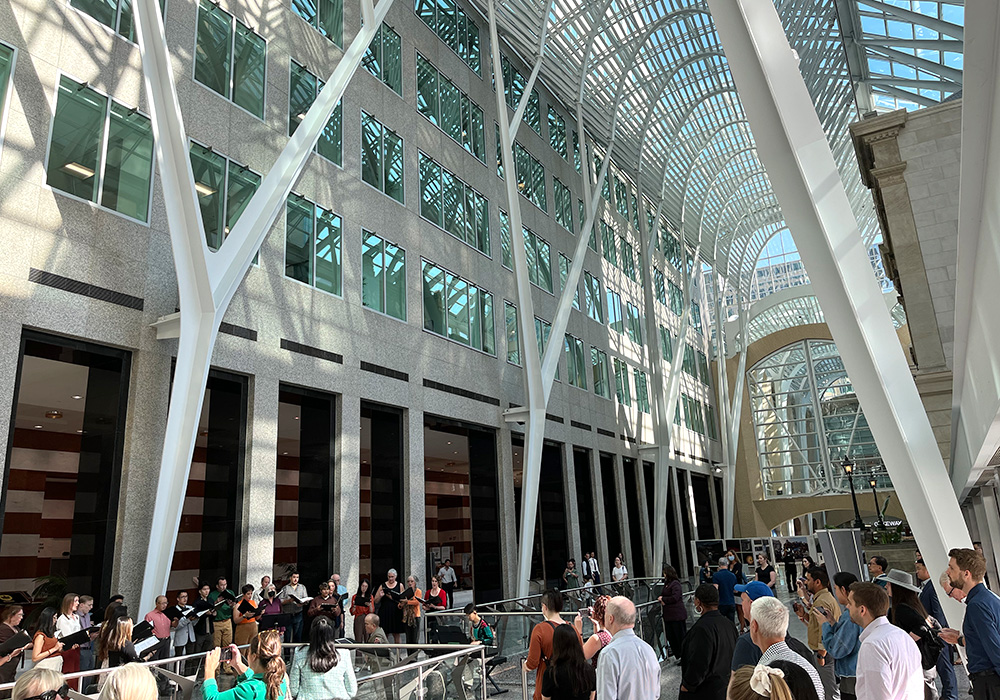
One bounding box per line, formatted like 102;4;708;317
404;407;426;583
238;374;280;587
614;453;632;571
562;442;582;564
335;394;362;596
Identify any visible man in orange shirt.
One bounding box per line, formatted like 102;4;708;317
523;590;583;700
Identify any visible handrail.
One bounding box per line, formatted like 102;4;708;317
437;575;670;612
356;645;486;682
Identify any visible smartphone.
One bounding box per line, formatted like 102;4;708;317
220;648;233;662
813;606;828;616
581;607;593;617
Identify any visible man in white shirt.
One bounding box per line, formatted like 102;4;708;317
847;582;923;700
589;552;602;585
437;560;458;607
596;596;660;699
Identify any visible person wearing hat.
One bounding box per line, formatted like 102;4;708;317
730;581;816;671
820;572;862;700
885;569;941;699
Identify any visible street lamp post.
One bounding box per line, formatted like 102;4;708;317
870;468;885;529
842;456;864;529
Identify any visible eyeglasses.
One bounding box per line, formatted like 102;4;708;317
25;683;70;700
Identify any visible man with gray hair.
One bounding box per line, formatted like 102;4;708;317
751;596;824;699
596;596;660;699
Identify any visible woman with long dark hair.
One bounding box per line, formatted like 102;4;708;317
657;566;687;659
0;606;28;686
887;572;939;698
350;579;372;643
540;624;596;700
30;607;64;671
288;617;357;700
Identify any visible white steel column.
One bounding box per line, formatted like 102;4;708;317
132;0;396;612
709;0;971;623
669;463;689;574
977;483;1000;592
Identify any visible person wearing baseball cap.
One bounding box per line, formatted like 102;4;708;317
731;581;817;672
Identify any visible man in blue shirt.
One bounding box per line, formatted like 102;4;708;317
917;558;957;700
940;547;1000;700
820;572;861;700
713;556;737;624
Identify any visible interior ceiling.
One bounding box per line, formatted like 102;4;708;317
476;0;962;303
14;356;88;434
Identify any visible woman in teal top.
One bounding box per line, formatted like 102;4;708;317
203;629;288;700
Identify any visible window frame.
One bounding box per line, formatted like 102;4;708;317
359;109;405;205
287;60;344;168
420;258;496;356
0;41;17;165
192;0;267;121
418;150;491;257
188;138;263;254
504;299;520;366
282;190;343;297
413;0;483;76
415;51;486;163
361;229;407;321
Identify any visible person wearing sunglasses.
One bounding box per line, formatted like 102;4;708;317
11;667;68;700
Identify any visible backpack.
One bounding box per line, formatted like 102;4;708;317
539;621;560;666
916;619;945;671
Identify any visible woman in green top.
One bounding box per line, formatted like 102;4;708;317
203;629;288;700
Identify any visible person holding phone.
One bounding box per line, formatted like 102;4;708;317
202;630;288;700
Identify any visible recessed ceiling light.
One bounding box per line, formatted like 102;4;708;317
61;162;95;179
71;395;83;400
282;452;288;455
45;410;63;420
294;416;299;420
76;430;84;434
34;425;42;429
447;441;452;445
453;451;458;454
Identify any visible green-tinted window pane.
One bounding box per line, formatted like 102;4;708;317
195;2;232;98
468;285;480;350
481;291;495;355
233;23;265;118
635;370;649;413
384;242;406;319
71;0;116;30
47;77;107;203
615;359;630;406
116;0;164;42
419;154;442;226
190;144;226;250
0;47;12;124
292;0;318;29
288;62;316;137
285;195;313;284
442;169;463;239
559;254;580;310
500;211;512;269
417;56;438;123
225;162;259;257
384;130;404;203
660;326;672;361
526;90;540;134
548;107;566;158
505;302;519;365
318;0;343;45
457;13;468;66
446;273;469;345
592;348;609;399
462;187;476;247
318;99;342;165
315;207;341;294
523;230;538;286
362;231;384;311
416;0;435;30
361;113;381;190
101;103;153;221
363;24;382;79
530;157;546;211
536;237;552;292
422;261;446;334
383;26;402;94
468;21;480;74
472;104;485;161
585;272;602;323
476;194;490;256
440;78;461;143
439;0;456;49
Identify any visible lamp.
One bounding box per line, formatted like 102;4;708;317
842;456;864;529
869;466;886;529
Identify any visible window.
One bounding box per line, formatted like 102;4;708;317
0;43;10;152
288;61;342;165
194;1;266;118
46;76;154;222
668;280;684;316
415;0;481;74
606;289;623;334
572;130;581;172
601;221;617;266
663;225;682;269
416;54;485;161
698;351;711;385
361;111;404;203
594;152;610;201
291;0;343;45
505;301;519;364
705;403;718;440
634;369;650;413
559;254;580;310
683;345;698;377
554;178;573;232
534;318;558;379
422;260;495;354
584;272;603;323
190;144;261;250
523;228;552;293
548;107;566;158
285;193;341;294
564;335;586;389
630;192;639;229
614;358;631;406
620;237;636;281
500;55;539;135
419;153;489;254
515;142;546;212
691;300;703;334
71;0;163;42
591;347;610;399
659;325;673;361
683;394;705;434
364;23;402;95
499;210;512;269
362;230;406;319
654;268;666;305
585;202;597;250
614;175;628;219
626;302;643;346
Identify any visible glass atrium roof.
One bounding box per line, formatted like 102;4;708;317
477;0;963;308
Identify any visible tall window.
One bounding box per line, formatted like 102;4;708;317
654;268;666;305
620;237;636;281
291;0;343;45
614;358;631;407
419;153;489;254
698;350;711;386
523;228;552;293
362;230;406;320
683;394;705;434
285;194;341;294
668;280;684;316
572;130;581;172
190;144;261;250
691;301;703;334
564;335;586;389
416;55;485;162
601;221;617;266
659;325;673;361
548;107;566;158
504;301;519;365
634;369;650;414
626;302;643;346
584;272;603;322
361;112;404;203
500;56;540;134
414;0;481;74
194;1;266;118
594;152;610;201
614;175;629;219
559;254;580;310
46;77;154;222
630;192;639;229
606;289;623;334
422;261;495;354
288;61;343;165
554;178;573;232
0;43;10;155
591;347;610;399
71;0;163;41
663;225;682;269
682;345;697;377
364;23;402;95
705;404;718;440
495;126;547;212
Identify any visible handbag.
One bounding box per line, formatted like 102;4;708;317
402;602;418;628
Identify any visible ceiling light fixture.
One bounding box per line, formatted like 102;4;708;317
71;395;83;400
61;162;95;179
45;410;63;420
194;181;217;197
34;425;42;429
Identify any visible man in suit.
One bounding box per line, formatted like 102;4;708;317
917;558;957;700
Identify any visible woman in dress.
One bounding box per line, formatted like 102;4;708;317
423;576;447;641
373;569;405;644
0;606;29;686
574;595;612;666
350;579;372;643
233;584;261;647
31;607;64;671
55;594;82;684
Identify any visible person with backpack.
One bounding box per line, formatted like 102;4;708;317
524;590;582;700
884;569;945;699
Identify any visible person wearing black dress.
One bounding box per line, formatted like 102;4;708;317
540;624;596;700
373;568;405;644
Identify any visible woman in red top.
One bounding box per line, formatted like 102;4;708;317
350;579;372;642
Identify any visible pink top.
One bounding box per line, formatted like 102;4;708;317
145;610;171;640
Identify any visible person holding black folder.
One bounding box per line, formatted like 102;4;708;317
208;577;236;673
169;590;196;661
191;583;215;658
278;572;308;644
307;583;342;635
31;608;64;672
233;585;262;646
373;569;405;645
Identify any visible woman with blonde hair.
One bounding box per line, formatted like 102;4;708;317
728;665;794;700
11;667;67;700
98;663;157;700
203;629;288;700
